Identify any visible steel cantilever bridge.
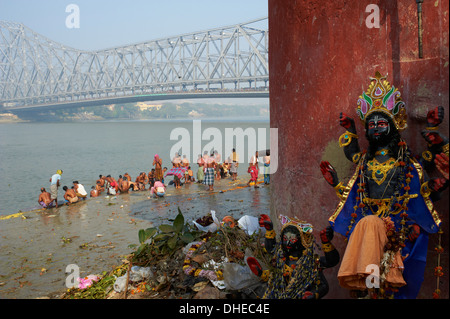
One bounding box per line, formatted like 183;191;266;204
0;17;268;113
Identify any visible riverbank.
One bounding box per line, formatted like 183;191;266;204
0;176;270;299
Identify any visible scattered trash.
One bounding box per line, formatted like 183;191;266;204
223;259;261;290
113;266;152;293
237;215;265;236
62;209;270;300
192;210;220;233
129;266;152;282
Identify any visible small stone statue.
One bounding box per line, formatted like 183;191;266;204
247;214;339;299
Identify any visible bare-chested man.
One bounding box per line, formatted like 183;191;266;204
135;173;144;191
95;181;104;194
119;176;131;193
38;187;54;209
124;173;132;183
106;175;119;193
204;152;216;191
148;169;156;188
63;186;79;204
97;175;106;188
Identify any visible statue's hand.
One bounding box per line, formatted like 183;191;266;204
320;226;334;243
247;257;263;277
435;153;449;180
429;177;449;193
302;291;315;299
320;161;339;187
340;112;356;133
427;106;444;128
421;130;445;146
407;224;421;242
259;214;273;230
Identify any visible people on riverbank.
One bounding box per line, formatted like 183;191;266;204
119;176;131;193
247;151;260;188
263;150;270;185
172;153;182;189
150;180;166;197
203;152;216;191
90;186;99;197
97;175;106;190
63;186;79;204
230;149;239;181
49;170;63;208
73;181;88;200
153;155;163;182
41;148;267;209
197;154;205;183
38;187;54;209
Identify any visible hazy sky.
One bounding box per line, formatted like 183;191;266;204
0;0;268;51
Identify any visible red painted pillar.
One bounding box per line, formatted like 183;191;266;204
269;0;448;299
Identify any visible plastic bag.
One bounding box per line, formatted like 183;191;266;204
192;210;220;233
113;274;129;293
129;266;152;282
113;266;152;292
223;261;261;291
237;215;265;236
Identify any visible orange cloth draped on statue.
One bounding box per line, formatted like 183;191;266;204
337;215;406;290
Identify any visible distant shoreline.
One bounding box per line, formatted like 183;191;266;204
0;115;269;124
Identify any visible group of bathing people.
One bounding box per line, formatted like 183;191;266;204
37;149;271;209
38;168;168;209
184;148;270;191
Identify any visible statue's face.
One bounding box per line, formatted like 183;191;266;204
367;114;391;144
281;226;302;254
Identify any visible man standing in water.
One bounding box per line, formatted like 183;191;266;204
230;148;239;181
203;152;216;191
49;170;62;208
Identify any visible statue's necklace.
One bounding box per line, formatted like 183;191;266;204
367;157;398;185
375;149;390;156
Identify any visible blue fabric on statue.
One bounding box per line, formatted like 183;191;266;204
396;232;429;299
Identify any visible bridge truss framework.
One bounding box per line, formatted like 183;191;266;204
0;17;268;109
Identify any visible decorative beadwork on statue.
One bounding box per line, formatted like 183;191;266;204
343;140;417;237
339;131;359;147
265;229;276;239
367;157;399;185
352;152;362;164
442;143;449;157
422;150;433;162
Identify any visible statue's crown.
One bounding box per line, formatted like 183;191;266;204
356;71;407;131
280;215;313;234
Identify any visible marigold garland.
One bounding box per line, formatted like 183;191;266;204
433;227;444;299
182;240;223;281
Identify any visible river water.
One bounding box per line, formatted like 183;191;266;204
0;117;270;216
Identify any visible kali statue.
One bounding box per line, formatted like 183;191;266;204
246;214;340;299
320;71;449;299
